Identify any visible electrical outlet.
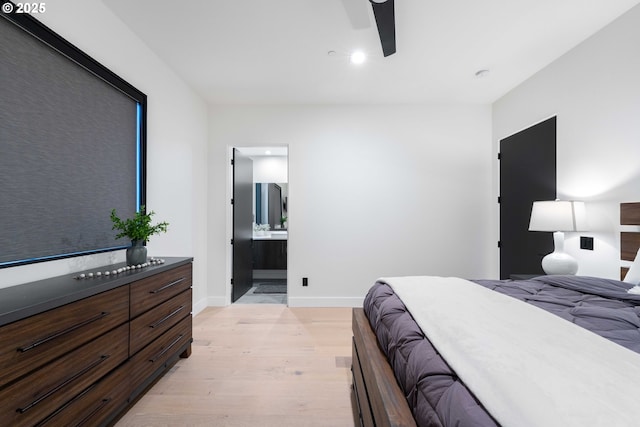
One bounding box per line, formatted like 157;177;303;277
580;236;594;251
302;277;308;286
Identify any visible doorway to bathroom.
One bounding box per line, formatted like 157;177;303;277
231;146;288;304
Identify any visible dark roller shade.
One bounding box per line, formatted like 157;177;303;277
0;14;141;267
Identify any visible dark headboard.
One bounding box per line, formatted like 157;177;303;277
620;203;640;280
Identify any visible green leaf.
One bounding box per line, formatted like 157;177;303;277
110;205;169;242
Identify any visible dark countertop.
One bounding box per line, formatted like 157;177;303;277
0;257;193;327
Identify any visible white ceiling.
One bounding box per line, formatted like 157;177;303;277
102;0;640;105
237;146;288;158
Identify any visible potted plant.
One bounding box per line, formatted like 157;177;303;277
110;205;169;265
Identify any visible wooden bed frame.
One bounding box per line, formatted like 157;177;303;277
351;202;640;427
621;202;640;279
351;308;416;427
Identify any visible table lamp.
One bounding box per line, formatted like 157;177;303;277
528;200;587;275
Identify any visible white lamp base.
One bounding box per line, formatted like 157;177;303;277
541;252;578;275
541;231;578;275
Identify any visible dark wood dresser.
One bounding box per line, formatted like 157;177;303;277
0;257;193;426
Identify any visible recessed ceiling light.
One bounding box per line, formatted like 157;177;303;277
265;150;271;155
475;69;490;78
350;51;366;65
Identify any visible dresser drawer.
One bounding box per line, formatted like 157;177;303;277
130;288;192;355
129;315;192;397
0;286;129;386
36;361;130;427
130;263;192;318
0;323;128;427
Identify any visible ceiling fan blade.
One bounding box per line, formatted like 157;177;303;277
370;0;396;57
340;0;371;29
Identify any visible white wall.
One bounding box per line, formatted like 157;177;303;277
0;0;210;313
208;105;493;306
253;156;288;183
493;4;640;279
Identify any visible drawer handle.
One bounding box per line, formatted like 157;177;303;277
75;398;111;427
150;305;185;328
34;383;98;427
17;312;110;353
17;355;110;414
150;277;185;294
150;334;184;363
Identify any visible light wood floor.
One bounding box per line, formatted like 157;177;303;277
115;305;356;426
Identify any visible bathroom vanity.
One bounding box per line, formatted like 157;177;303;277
253;231;287;270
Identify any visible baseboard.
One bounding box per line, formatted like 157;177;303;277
192;297;210;316
194;296;232;315
205;295;227;308
287;296;364;308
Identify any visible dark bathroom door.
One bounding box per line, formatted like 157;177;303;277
232;149;253;302
499;117;557;279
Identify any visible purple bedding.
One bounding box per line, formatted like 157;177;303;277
363;275;640;427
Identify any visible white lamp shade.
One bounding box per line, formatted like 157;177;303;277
529;200;587;232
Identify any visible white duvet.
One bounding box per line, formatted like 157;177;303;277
381;276;640;427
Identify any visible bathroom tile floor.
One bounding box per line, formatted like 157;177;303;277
235;281;287;304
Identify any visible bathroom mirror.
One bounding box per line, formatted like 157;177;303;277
255;183;288;229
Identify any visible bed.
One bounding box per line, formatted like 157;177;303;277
351;202;640;427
